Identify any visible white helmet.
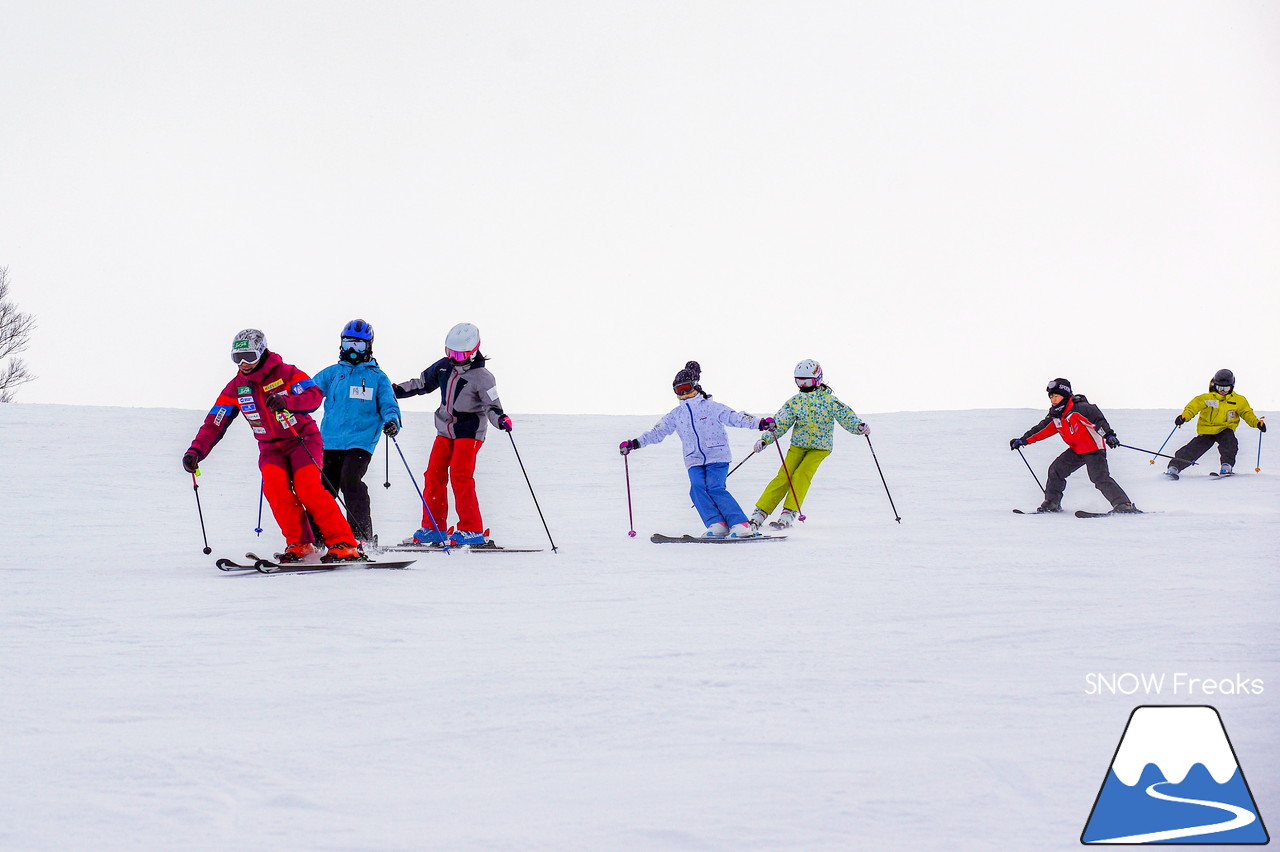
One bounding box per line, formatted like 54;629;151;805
231;328;267;365
445;322;481;363
793;359;822;388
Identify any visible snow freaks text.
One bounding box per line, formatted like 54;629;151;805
1085;673;1264;696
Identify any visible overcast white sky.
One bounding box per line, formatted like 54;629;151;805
2;1;1278;422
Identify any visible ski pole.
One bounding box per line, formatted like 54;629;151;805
624;453;637;538
1016;446;1045;494
190;471;212;554
388;434;448;546
774;437;806;522
285;422;348;510
255;479;264;536
866;434;901;523
384;439;391;489
505;431;558;553
1149;425;1178;464
1117;443;1195;465
1257;418;1265;472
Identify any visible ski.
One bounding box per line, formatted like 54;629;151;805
649;533;787;544
1074;509;1147;518
1012;508;1064;515
1209;472;1236;478
215;557;259;571
255;558;416;574
381;542;543;554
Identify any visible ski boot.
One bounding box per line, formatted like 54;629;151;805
450;529;488;546
768;509;797;530
702;522;730;538
1111;502;1141;514
321;541;364;563
728;522;756;539
1034;502;1062;514
1220;463;1234;475
408;527;449;546
277;542;314;563
748;508;767;533
1163;466;1179;480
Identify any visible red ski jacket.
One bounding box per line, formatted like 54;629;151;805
187;351;323;462
1020;395;1115;455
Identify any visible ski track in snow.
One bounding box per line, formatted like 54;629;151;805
0;404;1276;851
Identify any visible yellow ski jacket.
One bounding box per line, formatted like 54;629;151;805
1181;390;1261;435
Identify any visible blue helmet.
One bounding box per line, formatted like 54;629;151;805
341;319;374;364
342;319;374;341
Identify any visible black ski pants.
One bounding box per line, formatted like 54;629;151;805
320;449;375;541
1045;448;1130;508
1169;430;1237;472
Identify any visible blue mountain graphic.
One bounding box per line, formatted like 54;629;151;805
1083;762;1269;844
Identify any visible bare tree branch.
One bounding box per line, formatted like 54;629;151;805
0;266;38;401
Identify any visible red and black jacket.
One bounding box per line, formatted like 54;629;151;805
1020;395;1115;455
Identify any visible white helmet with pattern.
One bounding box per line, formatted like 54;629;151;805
793;359;823;389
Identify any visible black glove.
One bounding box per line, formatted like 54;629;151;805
1259;420;1267;433
265;394;289;412
1105;432;1120;449
382;421;399;437
1009;438;1027;450
182;450;200;473
619;439;640;456
1174;415;1185;426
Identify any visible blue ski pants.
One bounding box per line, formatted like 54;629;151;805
688;462;748;528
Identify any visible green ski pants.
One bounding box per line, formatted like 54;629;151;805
755;445;831;514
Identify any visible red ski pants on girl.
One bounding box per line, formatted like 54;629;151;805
260;438;355;546
421;436;483;533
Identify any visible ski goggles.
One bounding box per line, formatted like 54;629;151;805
447;345;479;362
1214;384;1232;394
231;348;263;365
341;337;369;353
795;376;819;389
673;382;697;395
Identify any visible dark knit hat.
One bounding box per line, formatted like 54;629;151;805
1046;378;1072;398
673;360;702;389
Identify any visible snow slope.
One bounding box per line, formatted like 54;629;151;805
0;403;1276;851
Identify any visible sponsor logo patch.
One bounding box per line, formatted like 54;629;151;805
237;386;250;395
237;396;254;404
349;386;374;400
264;379;284;392
252;427;267;434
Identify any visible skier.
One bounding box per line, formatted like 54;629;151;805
392;322;511;546
182;329;362;562
748;359;869;531
619;361;776;538
311;319;402;546
1164;368;1266;478
1009;378;1139;514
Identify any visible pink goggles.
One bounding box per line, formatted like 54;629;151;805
447;345;479;362
795;376;819;388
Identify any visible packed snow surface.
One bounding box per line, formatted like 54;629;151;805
1;403;1275;851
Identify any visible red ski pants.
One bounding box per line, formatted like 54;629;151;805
421;435;483;533
260;437;355;546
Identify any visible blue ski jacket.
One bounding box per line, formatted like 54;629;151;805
313;359;402;455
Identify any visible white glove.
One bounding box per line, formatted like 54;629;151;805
753;439;766;453
855;423;870;436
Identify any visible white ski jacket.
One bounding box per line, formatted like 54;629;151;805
638;396;759;468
